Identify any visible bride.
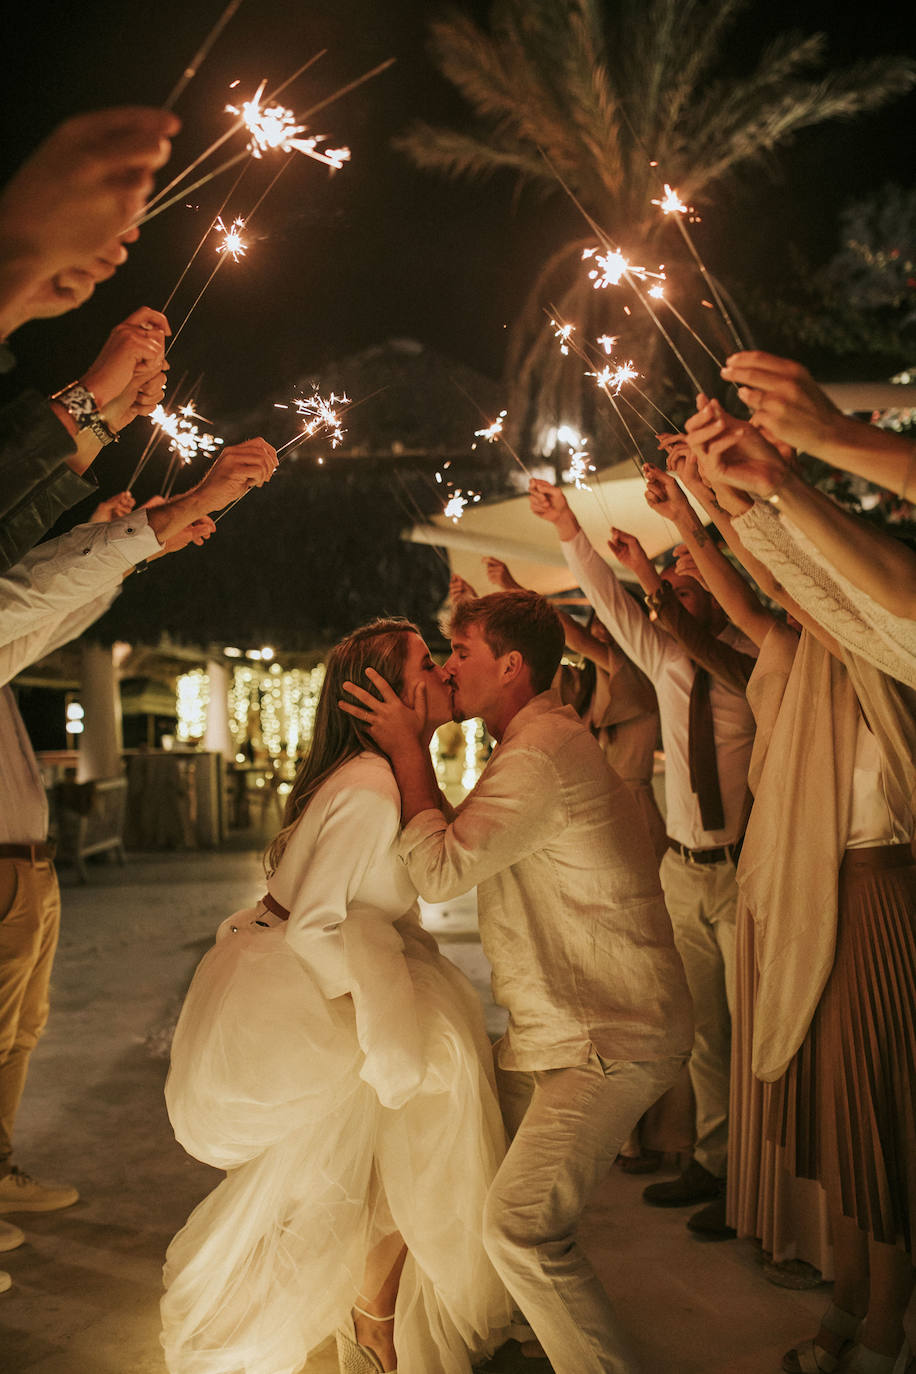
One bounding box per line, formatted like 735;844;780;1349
161;619;513;1374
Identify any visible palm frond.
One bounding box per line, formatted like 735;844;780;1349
393;122;551;188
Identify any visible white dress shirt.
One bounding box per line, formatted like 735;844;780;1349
562;529;756;849
0;511;159;687
400;692;693;1071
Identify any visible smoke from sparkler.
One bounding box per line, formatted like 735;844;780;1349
226;81;350;169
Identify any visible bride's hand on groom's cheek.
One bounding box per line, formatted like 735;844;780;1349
339;669;427;755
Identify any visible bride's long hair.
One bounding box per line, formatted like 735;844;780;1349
266;617;419;873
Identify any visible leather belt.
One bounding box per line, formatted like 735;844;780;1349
0;842;56;863
259;891;290;921
667;836;743;866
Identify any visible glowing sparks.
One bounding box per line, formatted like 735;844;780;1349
587;360;640;395
226;80;351;169
288;389;350;448
652;184;688;216
648;284;665;299
563;449;595;491
443;488;481;523
472;410;507;446
582;245;665;290
149;403;224;464
215;214;247;261
597;334;617;355
551;319;576;355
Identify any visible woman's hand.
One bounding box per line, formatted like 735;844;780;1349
339;668;428;758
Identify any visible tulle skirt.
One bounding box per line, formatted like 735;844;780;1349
161;910;513;1374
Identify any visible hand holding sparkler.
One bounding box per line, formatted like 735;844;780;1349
483;558;523;592
145;438;277;547
606;528;655;581
720;351;846;457
685;399;791;500
149;515;217;561
671;545;710;592
527;479;580;542
89;491;136;524
449;574;477;604
642;464;694;528
0;109;178;336
105;361;170;435
78;308;171;414
6;232;142;332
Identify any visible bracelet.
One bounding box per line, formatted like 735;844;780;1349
51;381;119;446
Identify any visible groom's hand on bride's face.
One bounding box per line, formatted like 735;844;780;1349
339;668;427;755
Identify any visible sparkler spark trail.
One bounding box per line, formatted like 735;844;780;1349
215;215;247;261
443;488;482;524
651;183;687;217
148;403;224;465
472;410;507;445
597;335;617;355
275;389;350;453
551;319;575;355
651;180;745;352
583;247;665;289
226;80;351;168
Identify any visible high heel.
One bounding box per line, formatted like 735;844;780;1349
335;1311;397;1374
848;1341;912;1374
782;1303;862;1373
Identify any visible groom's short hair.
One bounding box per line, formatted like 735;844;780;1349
449;590;565;694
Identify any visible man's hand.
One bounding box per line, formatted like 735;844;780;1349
79;307;170;411
104;359;168;433
152;516;217;560
449;573;477;603
7;229;141;330
0;109;178;274
528;478;579;540
643;463;694;526
483;556;522;591
195;439;278;512
685;398;790;498
606;526;650;572
339;667;427;758
720;351;843;456
672;543;709;591
90;491;135;524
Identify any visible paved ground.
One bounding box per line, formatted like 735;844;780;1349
0;846;908;1374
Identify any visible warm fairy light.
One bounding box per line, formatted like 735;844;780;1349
597;334;617;355
472;410;507;446
290;389;350;448
176;669;210;743
214;215;247;261
149;403;224;464
652;183;688;216
582;245;664;290
551;319;576;355
228;661;326;761
226;81;351;170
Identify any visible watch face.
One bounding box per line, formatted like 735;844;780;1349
63;384;96;420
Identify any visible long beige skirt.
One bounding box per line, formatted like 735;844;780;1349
768;844;916;1252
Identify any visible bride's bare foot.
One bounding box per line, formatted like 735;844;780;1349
353;1309;396;1372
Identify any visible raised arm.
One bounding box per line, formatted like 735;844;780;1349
720;350;916;501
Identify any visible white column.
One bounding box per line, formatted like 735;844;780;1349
78;642;123;781
204;660;233;757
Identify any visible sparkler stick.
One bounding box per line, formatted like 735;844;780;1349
161;161;250;311
163;0;247;110
450;378;532;478
135;150;251;228
140;53;328;221
652;184;745;352
647;285;725;370
125;368;195;487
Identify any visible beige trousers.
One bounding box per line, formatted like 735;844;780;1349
659;849;738;1177
0;859;60;1167
485;1051;686;1374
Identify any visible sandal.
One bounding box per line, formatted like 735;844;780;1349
782;1304;862;1373
336;1309;397;1374
848;1342;913;1374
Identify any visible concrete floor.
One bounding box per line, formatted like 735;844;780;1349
0;846;889;1374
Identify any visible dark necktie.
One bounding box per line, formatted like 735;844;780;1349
688;667;724;832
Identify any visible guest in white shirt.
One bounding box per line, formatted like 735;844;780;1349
527;477;758;1236
341;588;692;1374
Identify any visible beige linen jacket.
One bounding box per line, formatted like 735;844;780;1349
399;692;693;1072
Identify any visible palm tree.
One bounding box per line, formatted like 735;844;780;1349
396;0;916;464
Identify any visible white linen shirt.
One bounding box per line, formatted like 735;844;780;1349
399;692;693;1072
0;511;159;687
562;529;756;849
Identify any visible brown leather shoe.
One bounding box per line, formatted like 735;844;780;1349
642;1159;722;1207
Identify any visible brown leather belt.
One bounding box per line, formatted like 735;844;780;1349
259;891;290;921
0;842;56;863
667;836;743;866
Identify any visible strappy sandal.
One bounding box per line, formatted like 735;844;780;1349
782;1303;862;1373
335;1307;397;1374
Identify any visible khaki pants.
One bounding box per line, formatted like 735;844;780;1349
659;849;737;1177
485;1052;686;1374
0;859;60;1168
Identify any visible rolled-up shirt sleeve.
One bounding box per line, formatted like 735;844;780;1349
399;745;566;902
0;511;160;686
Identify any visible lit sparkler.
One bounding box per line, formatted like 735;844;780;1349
443;488;482;524
651;184;688;216
226;81;350;169
215;215;247;261
650;180;744;351
597;334;617;355
583;247;664;290
551;319;575;355
149;403;224;464
274;389;351;454
472;410;507;446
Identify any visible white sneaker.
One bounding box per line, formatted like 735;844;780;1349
0;1219;24;1251
0;1167;78;1213
0;1270;10;1293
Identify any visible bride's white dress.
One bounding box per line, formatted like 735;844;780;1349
161;752;512;1374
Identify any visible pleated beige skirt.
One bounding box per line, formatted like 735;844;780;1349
768;844;916;1251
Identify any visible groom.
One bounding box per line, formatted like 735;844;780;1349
341;588;692;1374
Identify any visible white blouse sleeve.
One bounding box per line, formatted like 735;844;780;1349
280;778;425;1108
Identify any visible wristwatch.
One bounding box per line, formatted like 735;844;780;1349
51;381;118;445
